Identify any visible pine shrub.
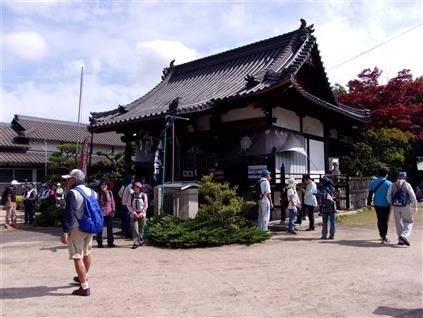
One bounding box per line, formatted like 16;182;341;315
148;175;270;248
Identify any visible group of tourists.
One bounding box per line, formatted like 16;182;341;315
256;168;419;246
367;168;418;246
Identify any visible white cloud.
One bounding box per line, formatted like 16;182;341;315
4;31;47;61
2;1;423;125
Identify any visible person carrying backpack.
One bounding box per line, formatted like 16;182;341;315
318;176;337;239
60;169;96;296
386;171;418;247
127;182;148;249
96;179;116;248
3;180;20;229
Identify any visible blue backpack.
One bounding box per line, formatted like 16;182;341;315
73;187;104;234
392;183;408;207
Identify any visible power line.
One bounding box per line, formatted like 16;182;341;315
328;22;423;71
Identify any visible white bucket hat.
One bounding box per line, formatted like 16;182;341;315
287;178;296;188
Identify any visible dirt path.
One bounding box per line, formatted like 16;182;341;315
1;208;422;317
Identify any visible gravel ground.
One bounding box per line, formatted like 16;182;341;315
1;206;422;318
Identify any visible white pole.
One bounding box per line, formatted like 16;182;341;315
76;66;84;166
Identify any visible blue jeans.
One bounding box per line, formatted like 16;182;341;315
321;211;336;238
288;208;297;233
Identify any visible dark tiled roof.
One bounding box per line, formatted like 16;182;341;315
0;150;46;164
0;123;28;150
91;20;369;130
12;115;124;146
291;79;370;122
0;150;114;165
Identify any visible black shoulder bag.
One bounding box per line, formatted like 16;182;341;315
366;179;385;206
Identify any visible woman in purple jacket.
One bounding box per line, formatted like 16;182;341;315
96;179;116;248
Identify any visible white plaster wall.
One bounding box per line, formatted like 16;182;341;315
273;108;300;131
221;104;263;122
303;116;324;137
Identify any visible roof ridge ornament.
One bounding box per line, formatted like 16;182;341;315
162;59;175;80
299;18;315;34
245;74;259;89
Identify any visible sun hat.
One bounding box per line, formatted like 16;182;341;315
133;182;143;189
261;169;271;177
397;171;407;178
62;169;85;181
10;180;20;185
287;178;296;188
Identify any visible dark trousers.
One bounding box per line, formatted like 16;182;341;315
96;215;114;245
304;204;315;229
121;206;132;238
24;201;35;223
374;205;391;238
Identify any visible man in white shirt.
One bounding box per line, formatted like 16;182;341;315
301;174;318;231
257;169;273;231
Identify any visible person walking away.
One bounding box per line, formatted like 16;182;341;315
119;175;135;239
387;172;418;246
367;168;392;244
23;183;37;224
301;174;318;231
3;180;20;228
60;169;95;296
257;169;273;232
318;176;337;239
96;179;116;248
127;182;148;249
286;178;300;234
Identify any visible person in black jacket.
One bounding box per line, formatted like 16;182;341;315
23;183;37;224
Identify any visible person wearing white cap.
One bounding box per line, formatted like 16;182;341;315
59;169;93;296
257;169;273;232
386;171;418;246
3;180;20;228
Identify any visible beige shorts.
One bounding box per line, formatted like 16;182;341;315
68;227;93;259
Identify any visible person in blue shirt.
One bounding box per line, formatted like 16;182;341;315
367;168;392;244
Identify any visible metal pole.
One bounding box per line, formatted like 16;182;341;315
161;129;167;214
172;123;175;183
44;140;48;177
76;66;83;166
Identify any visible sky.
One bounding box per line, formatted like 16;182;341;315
2;0;423;125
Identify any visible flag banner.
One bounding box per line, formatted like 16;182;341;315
153;116;176;183
79;136;90;175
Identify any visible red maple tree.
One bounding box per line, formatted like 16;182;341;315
337;68;423;140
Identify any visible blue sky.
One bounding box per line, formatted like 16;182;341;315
2;0;422;124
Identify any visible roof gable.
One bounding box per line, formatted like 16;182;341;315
91;19;369;130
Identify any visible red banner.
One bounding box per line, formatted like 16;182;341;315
79;137;90;175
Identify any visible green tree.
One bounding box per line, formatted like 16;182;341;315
340;128;413;176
